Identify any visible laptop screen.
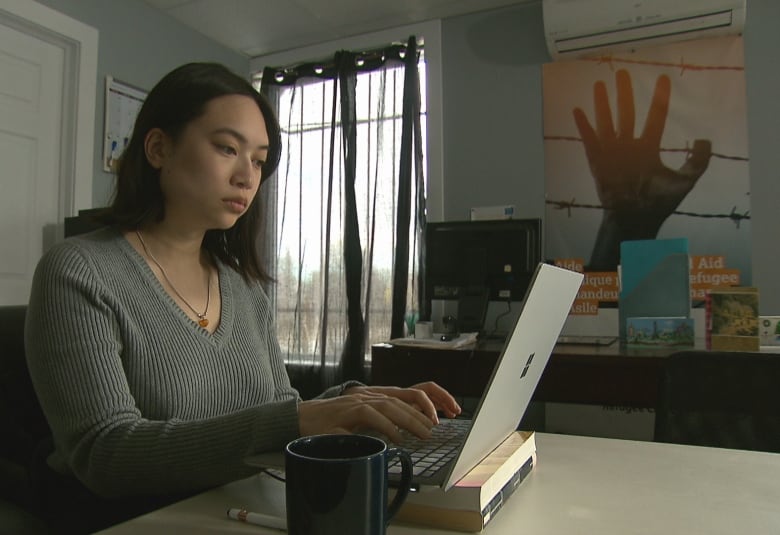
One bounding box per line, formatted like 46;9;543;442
440;263;583;490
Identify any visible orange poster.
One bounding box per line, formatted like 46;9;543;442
543;37;751;292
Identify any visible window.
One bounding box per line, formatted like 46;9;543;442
254;47;427;373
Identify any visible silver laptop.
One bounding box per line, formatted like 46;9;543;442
396;262;583;490
246;263;583;491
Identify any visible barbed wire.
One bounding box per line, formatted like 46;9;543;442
546;199;750;228
581;55;745;76
544;135;749;162
544;135;750;228
546;54;749;230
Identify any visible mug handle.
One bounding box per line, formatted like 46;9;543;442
385;447;413;522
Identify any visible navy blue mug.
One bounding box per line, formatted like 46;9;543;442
285;434;413;535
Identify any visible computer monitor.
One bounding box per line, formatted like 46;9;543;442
64;208;106;238
423;218;542;321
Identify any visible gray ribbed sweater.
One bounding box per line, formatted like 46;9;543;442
25;227;343;498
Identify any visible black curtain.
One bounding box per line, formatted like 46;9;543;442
260;36;425;391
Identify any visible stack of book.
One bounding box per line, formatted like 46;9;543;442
393;431;536;532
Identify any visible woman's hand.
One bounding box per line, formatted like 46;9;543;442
573;69;712;271
297;382;461;443
344;382;461;423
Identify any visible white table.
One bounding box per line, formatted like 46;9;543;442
100;433;780;534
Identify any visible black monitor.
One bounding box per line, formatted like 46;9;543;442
424;218;542;318
64;208;106;238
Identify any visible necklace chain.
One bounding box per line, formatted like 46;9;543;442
136;230;211;328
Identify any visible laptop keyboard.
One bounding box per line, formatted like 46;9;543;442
387;418;471;478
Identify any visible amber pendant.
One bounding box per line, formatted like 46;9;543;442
198;317;209;328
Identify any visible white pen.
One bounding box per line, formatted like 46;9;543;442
227;508;287;531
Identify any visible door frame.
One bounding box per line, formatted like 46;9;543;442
0;0;98;215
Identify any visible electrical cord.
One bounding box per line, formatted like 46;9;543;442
479;299;512;341
261;468;286;482
493;299;512;333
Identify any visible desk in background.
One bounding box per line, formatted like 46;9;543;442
370;341;692;408
99;433;780;534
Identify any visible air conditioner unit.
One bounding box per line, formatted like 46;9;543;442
543;0;746;60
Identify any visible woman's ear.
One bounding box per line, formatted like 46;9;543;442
144;128;170;169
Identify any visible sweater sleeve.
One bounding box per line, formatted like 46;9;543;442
25;242;300;498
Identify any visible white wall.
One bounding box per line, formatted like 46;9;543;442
35;0;249;207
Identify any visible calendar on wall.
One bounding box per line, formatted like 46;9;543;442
103;76;146;172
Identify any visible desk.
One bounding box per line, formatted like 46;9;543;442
99;433;780;534
371;342;690;408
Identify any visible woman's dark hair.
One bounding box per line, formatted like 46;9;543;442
104;62;281;283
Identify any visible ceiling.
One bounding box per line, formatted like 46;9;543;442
143;0;533;57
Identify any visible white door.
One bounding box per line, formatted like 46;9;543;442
0;1;97;306
0;21;64;305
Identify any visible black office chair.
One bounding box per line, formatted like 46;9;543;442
654;350;780;453
1;306;194;533
0;305;49;532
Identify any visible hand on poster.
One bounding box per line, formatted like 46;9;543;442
573;69;712;271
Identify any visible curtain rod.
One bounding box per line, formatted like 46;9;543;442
264;37;421;85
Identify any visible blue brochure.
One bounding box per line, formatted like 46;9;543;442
618;238;690;341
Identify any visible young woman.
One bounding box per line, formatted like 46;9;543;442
25;62;459;530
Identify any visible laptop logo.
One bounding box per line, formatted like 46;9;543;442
520;353;535;378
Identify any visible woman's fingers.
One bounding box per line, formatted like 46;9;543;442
348;383;462;422
301;382;462;443
374;387;439;423
353;394;434;439
342;385;437;423
409;382;462;419
298;394;434;443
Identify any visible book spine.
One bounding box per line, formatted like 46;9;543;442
707;287;760;351
481;454;535;527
